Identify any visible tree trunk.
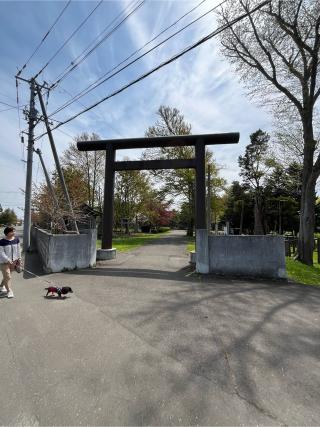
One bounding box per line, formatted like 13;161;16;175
187;216;194;237
186;184;194;237
297;178;316;265
85;152;91;207
91;151;97;208
297;113;316;265
254;194;264;235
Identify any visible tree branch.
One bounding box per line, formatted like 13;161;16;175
222;11;303;112
309;15;320;100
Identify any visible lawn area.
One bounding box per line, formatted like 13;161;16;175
97;232;169;252
186;237;195;252
286;256;320;287
185;237;320;286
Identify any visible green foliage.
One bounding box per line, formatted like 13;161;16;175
114;168;151;227
239;130;271;188
222;181;254;233
225;129;303;235
286;258;320;287
238;129;272;234
144;105;225;236
97;232;169;252
158;227;171;233
186;237;195;252
0;208;17;225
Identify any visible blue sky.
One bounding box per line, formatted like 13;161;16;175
0;0;272;216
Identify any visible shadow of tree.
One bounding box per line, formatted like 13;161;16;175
69;264;320;424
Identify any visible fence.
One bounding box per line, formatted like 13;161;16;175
285;237;320;263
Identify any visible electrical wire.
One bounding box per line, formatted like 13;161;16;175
50;0;146;89
36;0;270;140
0;107;16;113
33;0;103;79
0;92;15;102
56;84;124;137
0;100;19;109
49;0;224;118
16;0;72;77
0;100;25;112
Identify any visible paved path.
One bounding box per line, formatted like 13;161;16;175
0;230;319;426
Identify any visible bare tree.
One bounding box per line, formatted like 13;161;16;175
219;0;320;264
62;133;105;210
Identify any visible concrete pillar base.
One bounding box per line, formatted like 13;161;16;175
196;229;209;274
189;251;196;265
97;248;117;261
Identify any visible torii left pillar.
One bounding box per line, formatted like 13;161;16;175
101;144;116;252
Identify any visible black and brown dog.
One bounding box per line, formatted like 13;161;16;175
45;286;73;298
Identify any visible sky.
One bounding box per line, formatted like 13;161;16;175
0;0;272;217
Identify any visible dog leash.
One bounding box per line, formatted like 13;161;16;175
21;267;61;288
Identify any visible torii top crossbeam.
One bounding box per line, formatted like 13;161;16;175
77;132;239;151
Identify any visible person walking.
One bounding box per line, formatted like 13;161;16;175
0;226;21;299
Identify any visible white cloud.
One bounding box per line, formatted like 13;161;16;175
0;0;275;215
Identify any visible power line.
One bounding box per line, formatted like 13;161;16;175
49;0;225;118
0;92;15;102
35;0;270;140
16;0;72;77
0;100;26;111
50;0;146;89
0;107;16;113
0;100;18;109
33;0;103;80
55;84;124;137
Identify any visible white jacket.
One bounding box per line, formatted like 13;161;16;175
0;237;21;264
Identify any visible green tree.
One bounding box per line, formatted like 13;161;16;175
223;181;254;234
0;209;17;225
264;162;302;233
238;129;273;234
144;105;225;236
114;168;152;232
218;0;320;264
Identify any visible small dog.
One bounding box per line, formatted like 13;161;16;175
45;286;73;298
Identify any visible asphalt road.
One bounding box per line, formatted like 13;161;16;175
0;230;319;426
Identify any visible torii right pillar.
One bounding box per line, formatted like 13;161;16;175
195;139;209;273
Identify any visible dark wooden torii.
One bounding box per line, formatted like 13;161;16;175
77;133;239;249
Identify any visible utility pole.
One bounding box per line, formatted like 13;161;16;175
22;78;37;251
36;85;79;233
207;164;211;232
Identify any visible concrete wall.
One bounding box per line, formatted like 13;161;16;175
196;231;286;279
32;226;97;273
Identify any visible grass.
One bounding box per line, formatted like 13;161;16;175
286;255;320;287
97;232;169;252
185;236;320;287
187;237;195;253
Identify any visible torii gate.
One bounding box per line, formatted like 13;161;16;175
77;133;239;253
